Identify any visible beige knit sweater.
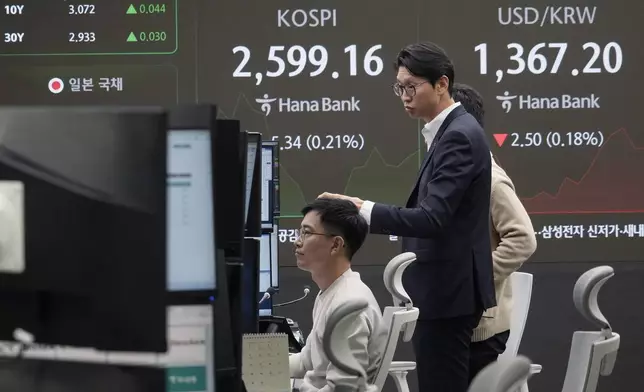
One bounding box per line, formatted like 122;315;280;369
472;158;537;342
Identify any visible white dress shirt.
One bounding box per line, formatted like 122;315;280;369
359;102;461;224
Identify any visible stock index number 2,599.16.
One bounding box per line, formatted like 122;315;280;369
232;44;384;85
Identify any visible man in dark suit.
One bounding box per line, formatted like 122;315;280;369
319;42;495;392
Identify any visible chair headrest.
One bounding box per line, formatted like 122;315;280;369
322;299;369;380
573;265;614;331
468;356;532;392
383;252;416;305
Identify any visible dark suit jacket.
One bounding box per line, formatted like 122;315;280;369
370;105;495;320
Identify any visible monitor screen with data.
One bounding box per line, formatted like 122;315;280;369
167;130;216;292
259;231;279;292
261;143;276;227
270;227;278;288
245;137;259;223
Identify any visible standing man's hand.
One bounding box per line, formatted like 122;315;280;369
318;192;364;209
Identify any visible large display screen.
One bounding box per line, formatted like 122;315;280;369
1;0;642;264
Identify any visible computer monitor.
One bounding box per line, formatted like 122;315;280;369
241;132;262;333
216;120;246;254
259;234;272;293
244;133;261;229
168;106;246;392
270;227;279;289
244;133;262;239
214;121;246;339
166;304;216;392
167;130;216;294
241;237;259;333
261;142;279;229
258;233;274;316
212;118;246;392
259;232;279;292
258;229;279;317
0;106;167;352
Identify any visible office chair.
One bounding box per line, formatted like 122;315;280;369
491;266;619;392
497;272;541;392
386;264;538;392
499;272;534;359
297;253;420;392
468;355;533;392
322;299;377;392
380;252;419;392
560;265;620;392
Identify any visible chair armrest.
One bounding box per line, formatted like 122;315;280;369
291;378;303;389
388;363;415;392
530;364;542;374
389;361;417;372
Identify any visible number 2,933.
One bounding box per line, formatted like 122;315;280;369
69;32;96;43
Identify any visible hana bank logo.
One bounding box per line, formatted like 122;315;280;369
496;91;600;112
256;94;277;116
496;91;517;113
255;94;361;116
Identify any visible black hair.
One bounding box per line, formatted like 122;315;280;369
452;83;485;127
301;198;368;260
394;42;455;94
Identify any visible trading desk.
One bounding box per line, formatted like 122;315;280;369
0;305;214;392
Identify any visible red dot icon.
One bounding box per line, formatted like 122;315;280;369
48;78;64;94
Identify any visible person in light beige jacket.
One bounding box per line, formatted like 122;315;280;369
452;83;537;383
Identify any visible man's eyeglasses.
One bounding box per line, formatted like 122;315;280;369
392;81;428;97
296;229;336;242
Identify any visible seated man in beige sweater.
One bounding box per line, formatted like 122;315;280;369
289;198;387;391
452;83;538;382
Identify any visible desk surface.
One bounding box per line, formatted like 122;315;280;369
0;305;212;367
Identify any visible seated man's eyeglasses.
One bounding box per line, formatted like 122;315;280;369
296;228;339;242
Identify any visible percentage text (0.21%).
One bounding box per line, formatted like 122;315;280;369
270;134;365;151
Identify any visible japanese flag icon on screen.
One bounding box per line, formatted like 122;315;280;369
48;78;64;94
